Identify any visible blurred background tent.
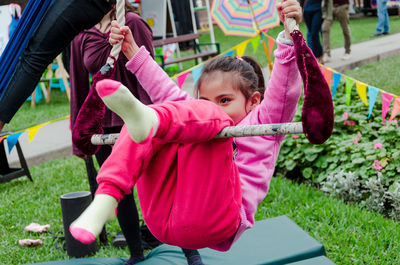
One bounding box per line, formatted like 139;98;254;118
0;0;53;98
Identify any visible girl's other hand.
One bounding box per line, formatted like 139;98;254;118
277;0;302;40
109;20;139;60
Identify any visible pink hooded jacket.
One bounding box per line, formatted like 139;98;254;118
124;35;301;250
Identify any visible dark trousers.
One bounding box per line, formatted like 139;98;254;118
303;9;323;58
0;0;112;123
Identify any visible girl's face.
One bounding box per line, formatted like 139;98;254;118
198;71;260;125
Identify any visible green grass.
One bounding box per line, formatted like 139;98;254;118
345;54;400;96
4;15;400;132
1;156;399;264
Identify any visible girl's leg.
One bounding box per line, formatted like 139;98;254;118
0;0;111;124
72;80;240;247
182;249;203;265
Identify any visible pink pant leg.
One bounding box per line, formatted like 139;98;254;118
96;100;241;248
138;100;242;249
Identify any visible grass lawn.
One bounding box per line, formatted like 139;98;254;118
345;54;400;96
1;156;399;265
4;15;400;132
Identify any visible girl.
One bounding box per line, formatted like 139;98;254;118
70;0;302;257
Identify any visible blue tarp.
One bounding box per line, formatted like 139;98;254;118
0;0;54;98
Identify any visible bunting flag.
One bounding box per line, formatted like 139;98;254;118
251;35;261;53
381;92;393;125
6;132;24;153
224;50;234;56
177;72;190;89
323;67;332;88
368;86;380;119
267;35;275;56
236;40;249;57
389;97;400;121
345;77;354;105
331;72;342;98
0;136;5;144
28;122;49;142
191;65;203;84
355;81;368;106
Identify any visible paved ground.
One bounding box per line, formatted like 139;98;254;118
5;32;400;169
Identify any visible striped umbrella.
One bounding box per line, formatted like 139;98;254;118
211;0;280;37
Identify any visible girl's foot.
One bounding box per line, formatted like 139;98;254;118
96;79;159;143
69;194;117;244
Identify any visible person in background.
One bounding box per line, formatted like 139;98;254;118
303;0;324;63
69;2;152;264
370;0;390;37
321;0;352;62
0;0;114;132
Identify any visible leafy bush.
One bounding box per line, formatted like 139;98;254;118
276;84;400;218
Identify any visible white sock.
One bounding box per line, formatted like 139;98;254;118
96;79;159;143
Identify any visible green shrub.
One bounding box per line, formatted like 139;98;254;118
276;83;400;217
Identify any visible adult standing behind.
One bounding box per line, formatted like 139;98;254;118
69;2;203;265
303;0;324;63
371;0;390;37
69;2;152;264
321;0;352;62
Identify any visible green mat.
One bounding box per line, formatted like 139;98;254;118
25;215;335;265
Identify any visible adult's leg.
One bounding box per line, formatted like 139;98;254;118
336;4;351;54
0;0;112;125
305;10;323;58
321;17;332;56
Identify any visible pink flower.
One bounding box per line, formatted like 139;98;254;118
349;121;356;126
373;160;382;171
352;137;359;144
292;135;299;139
344;120;348;125
357;133;362;138
342;112;349;119
374;143;383;150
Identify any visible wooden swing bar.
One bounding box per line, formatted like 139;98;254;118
91;122;303;145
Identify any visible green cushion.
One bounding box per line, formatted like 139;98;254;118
25;215;334;265
286;256;337;265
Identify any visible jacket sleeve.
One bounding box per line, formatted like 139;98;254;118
69;33;90;157
126;46;192;103
255;32;301;138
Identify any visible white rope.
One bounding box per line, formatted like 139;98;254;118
91;122;304;145
106;0;125;67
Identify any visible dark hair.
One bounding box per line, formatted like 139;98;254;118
195;55;265;101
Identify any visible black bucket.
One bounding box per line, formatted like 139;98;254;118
60;191;98;257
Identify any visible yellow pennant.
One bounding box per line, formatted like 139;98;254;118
236;40;249;57
28;122;49;142
355;81;368;106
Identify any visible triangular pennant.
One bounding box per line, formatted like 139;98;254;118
389;97;400;121
6;132;23;153
331;72;342;98
355;81;368;106
236;40;249;57
251;35;261;53
368;86;380;119
177;72;190;89
0;136;5;144
224;50;234;57
323;67;332;88
381;92;393;125
267;35;275;56
345;77;354;105
191;65;203;84
28;123;48;142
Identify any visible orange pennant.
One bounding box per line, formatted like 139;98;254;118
389;97;400;121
